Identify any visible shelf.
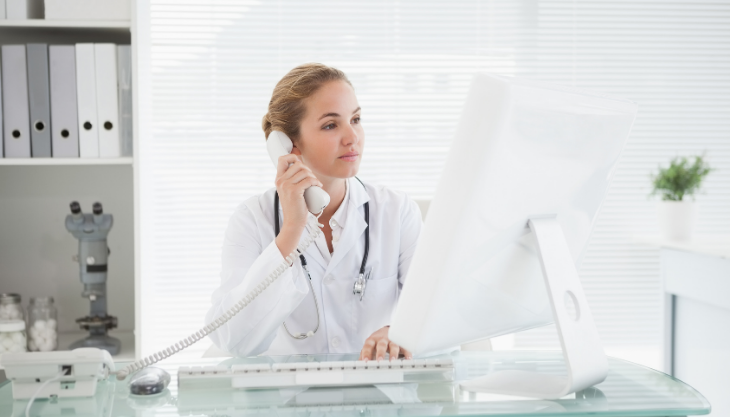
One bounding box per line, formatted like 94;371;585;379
0;19;131;29
0;157;133;166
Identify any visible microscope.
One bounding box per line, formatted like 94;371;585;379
65;201;121;355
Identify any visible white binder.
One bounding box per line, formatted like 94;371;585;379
75;44;99;158
0;0;6;19
117;45;133;157
50;46;80;158
2;45;31;158
94;44;121;158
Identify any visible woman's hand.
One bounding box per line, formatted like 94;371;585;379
360;326;413;361
274;154;323;258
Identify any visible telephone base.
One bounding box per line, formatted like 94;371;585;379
70;334;121;356
0;348;114;399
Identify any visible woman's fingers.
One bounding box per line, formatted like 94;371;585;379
388;342;400;361
288;169;317;186
278;160;309;182
375;338;389;360
360;338;376;361
276;154;300;176
400;347;413;360
276;161;321;192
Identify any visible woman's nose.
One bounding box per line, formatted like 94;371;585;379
343;124;359;146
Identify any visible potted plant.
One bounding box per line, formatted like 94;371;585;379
651;155;712;241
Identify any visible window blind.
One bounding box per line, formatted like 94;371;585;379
138;0;730;367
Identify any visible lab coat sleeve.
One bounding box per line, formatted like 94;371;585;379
206;204;309;356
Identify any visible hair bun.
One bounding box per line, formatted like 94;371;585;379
262;113;273;138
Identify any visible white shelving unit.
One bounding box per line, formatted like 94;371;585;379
0;17;138;364
0;157;133;166
0;20;130;29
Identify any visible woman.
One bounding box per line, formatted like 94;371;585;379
207;63;421;361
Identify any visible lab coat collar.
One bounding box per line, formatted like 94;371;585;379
325;177;370;276
290;178;370;273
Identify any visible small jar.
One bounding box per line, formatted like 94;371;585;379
0;293;24;321
27;297;58;352
0;320;27;353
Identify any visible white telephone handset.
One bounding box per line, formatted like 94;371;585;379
267;130;330;214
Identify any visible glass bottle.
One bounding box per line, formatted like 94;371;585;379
27;297;58;352
0;320;27;353
0;293;24;321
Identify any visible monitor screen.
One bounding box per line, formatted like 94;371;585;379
389;73;638;356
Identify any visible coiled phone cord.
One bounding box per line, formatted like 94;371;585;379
114;216;325;380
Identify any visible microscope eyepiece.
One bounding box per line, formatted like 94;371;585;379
70;201;81;214
93;202;103;215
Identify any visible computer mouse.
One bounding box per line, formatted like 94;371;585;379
128;367;171;396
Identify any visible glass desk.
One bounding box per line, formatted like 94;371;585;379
0;351;710;417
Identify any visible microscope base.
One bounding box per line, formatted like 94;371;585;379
69;334;121;356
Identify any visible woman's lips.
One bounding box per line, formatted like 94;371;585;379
339;152;359;162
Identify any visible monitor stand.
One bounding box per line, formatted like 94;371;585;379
460;215;609;399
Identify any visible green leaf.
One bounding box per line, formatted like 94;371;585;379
650;155;712;201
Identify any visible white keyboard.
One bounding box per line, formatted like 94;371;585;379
178;358;454;389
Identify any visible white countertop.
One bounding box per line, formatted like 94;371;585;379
634;235;730;259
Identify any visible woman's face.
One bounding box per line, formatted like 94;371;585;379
292;80;364;181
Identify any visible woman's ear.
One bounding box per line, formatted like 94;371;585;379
291;145;302;156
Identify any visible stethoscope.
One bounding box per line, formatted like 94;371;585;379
275;177;370;340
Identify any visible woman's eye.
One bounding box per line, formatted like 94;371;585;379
352;117;361;124
323;123;335;130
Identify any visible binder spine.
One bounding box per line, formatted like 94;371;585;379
76;43;99;158
95;44;121;158
0;50;3;158
27;44;53;158
117;45;133;157
50;45;80;158
2;45;32;158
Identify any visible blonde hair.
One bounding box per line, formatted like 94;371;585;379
262;63;352;141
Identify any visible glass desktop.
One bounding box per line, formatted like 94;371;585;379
0;350;710;417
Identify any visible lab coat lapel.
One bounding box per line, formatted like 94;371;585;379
301;221;328;270
325;179;370;277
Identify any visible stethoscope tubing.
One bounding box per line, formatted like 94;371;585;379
275;178;370;340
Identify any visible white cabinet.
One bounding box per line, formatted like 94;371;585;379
655;241;730;417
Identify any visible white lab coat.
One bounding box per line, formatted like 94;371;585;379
206;178;422;357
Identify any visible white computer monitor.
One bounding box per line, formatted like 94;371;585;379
389;73;638;398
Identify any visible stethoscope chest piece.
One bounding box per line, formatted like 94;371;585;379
352;271;370;301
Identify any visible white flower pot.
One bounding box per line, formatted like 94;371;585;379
657;200;697;242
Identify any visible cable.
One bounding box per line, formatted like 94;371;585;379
114;216;325;380
25;370;66;417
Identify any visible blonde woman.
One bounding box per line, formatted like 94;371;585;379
207;64;421;361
